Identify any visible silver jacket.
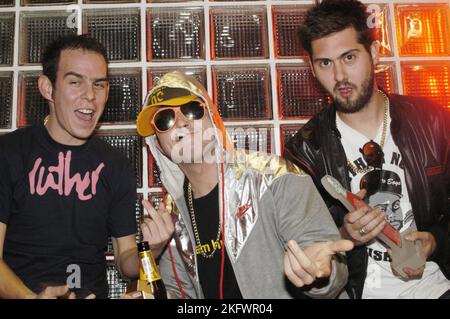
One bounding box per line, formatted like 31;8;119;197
145;71;348;298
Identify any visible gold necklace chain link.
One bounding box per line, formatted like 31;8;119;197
187;182;222;259
345;90;389;175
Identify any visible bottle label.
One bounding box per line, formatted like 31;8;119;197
139;254;161;282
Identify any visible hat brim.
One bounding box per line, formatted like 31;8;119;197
137;95;198;137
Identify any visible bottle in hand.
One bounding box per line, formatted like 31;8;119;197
136;241;167;299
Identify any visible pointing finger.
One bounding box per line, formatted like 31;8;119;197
287;240;317;276
326;239;354;255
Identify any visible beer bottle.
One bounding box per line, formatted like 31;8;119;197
137;241;167;299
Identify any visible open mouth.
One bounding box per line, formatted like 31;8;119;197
75;108;95;122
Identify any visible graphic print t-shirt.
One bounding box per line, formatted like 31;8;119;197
0;124;137;298
336;110;450;299
183;179;242;299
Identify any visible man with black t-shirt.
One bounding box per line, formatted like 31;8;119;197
136;71;353;298
0;35;174;299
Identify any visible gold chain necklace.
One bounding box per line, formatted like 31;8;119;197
345;90;389;174
187;182;222;259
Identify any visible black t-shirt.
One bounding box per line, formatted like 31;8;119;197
0;124;137;298
183;179;242;299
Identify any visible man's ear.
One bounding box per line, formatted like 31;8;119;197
38;75;54;103
370;40;381;66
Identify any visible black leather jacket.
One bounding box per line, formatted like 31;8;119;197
283;94;450;299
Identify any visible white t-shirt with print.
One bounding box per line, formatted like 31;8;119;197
336;109;450;299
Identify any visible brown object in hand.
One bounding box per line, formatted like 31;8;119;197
321;175;426;279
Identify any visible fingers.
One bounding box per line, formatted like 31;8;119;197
403;266;425;279
327;239;354;254
284;253;312;287
287;240;317;277
141;218;160;242
141;199;174;243
355;189;367;200
284;245;316;287
38;285;69;299
404;231;424;242
84;293;96;299
142;200;174;234
360;213;386;240
67;292;76;299
344;207;386;243
344;206;371;224
357;208;385;230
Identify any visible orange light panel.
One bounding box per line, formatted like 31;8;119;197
395;4;450;57
368;3;394;57
401;61;450;109
375;62;398;95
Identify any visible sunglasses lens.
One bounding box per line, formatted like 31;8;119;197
154;109;175;132
361;141;383;168
181;101;204;120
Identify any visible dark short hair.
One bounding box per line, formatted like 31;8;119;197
41;34;109;86
299;0;375;57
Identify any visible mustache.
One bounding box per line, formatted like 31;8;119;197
334;81;357;92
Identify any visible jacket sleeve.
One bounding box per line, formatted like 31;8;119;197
428;104;450;273
443;105;450;217
283;126;348;229
283;127;320;181
271;173;348;298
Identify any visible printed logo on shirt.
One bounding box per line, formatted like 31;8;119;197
360;167;414;265
361;169;414;231
195;239;223;255
348;151;405;178
28;150;105;201
351;152;415;264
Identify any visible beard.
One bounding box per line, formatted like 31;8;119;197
331;68;375;114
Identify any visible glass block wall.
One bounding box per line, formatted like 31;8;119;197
0;0;449;298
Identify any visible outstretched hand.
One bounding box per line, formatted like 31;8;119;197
284;239;353;287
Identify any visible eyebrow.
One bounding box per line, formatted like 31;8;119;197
64;72;108;82
313;49;361;63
